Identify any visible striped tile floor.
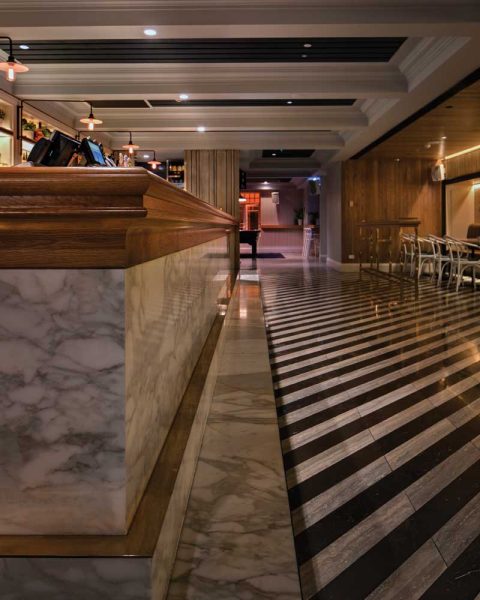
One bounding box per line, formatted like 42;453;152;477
260;263;480;600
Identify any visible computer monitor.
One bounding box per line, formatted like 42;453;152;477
80;138;107;166
28;131;81;167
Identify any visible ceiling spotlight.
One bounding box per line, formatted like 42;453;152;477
441;136;447;140
179;94;189;101
80;103;103;131
143;154;150;158
148;151;161;170
304;43;312;48
301;54;308;58
272;153;277;156
263;180;269;184
144;29;157;36
197;126;206;133
122;131;140;155
0;36;29;82
19;44;30;50
287;101;293;105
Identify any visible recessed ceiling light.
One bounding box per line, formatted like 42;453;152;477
179;94;189;100
304;43;312;48
143;154;150;158
144;28;157;36
394;158;400;162
263;180;269;184
302;54;308;58
441;136;447;140
19;44;29;50
287;101;293;105
197;126;206;133
272;153;277;156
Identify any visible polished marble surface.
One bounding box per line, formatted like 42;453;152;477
0;269;126;535
167;274;301;599
125;237;230;523
0;557;151;600
261;259;480;600
0;238;231;536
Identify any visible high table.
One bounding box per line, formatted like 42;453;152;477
359;218;421;276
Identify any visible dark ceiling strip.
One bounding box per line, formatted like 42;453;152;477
145;99;355;107
13;37;406;47
8;37;405;64
351;67;480;160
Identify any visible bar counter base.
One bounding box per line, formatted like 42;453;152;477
0;291;233;600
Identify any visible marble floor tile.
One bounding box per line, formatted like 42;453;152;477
167;276;300;599
262;262;480;600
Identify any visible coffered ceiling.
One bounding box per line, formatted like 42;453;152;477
0;0;479;183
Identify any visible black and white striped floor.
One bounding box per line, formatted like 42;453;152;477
261;263;480;600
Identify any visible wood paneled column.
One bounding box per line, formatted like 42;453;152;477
185;149;240;269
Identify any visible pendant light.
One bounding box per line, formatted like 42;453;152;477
122;131;139;155
80;103;103;131
148;151;161;170
0;37;29;82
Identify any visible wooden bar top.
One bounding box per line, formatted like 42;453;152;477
0;167;237;268
359;218;421;228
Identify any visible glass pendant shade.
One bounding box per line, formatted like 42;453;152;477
122;132;139;154
80;105;103;131
0;58;29;82
0;38;29;82
148;151;161;170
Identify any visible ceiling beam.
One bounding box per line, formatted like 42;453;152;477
0;1;479;37
14;62;407;99
107;130;344;150
55;106;367;132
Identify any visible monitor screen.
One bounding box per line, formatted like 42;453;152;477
41;131;81;167
81;138;107;166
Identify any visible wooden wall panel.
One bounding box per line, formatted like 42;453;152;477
342;158;442;263
184;149;240;218
446;148;480;181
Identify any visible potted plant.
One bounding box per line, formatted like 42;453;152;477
0;109;6;126
294;208;304;226
22;119;37;140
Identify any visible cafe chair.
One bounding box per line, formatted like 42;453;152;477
445;236;480;291
415;235;436;280
400;233;416;276
427;234;452;286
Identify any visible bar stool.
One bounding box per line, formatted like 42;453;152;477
302;228;313;258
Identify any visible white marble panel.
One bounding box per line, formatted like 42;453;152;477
0;557;151;600
125;237;230;524
0;269;126;534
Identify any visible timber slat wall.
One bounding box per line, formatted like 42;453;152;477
342;158;442;263
446;148;480;180
184;150;240;219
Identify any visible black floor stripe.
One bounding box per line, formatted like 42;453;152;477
420;533;480;599
284;371;480;477
278;329;480;424
287;361;480;507
275;313;480;400
294;406;480;564
310;459;480;600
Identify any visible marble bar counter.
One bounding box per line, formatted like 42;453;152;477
0;167;238;599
